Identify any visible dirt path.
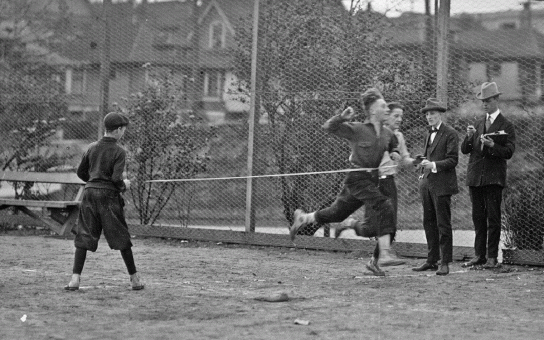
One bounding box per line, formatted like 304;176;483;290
1;235;543;340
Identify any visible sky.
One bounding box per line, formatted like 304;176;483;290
101;0;544;16
342;0;544;17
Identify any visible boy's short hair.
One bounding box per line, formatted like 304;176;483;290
388;102;404;111
104;112;129;131
361;88;383;112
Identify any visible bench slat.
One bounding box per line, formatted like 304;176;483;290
0;171;84;185
0;199;80;208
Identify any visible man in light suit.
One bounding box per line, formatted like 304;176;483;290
412;98;459;276
461;82;516;268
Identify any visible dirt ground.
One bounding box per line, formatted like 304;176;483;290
1;234;544;340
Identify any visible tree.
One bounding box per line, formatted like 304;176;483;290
0;0;70;174
233;0;351;233
233;0;472;231
118;71;214;225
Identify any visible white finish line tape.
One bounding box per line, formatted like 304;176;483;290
145;165;397;183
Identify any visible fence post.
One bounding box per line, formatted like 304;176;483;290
98;0;112;139
436;0;450;105
245;0;260;233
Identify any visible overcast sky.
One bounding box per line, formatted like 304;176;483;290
342;0;544;17
107;0;544;16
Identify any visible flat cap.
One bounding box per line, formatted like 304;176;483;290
104;112;129;130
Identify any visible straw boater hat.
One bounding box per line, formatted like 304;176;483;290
420;98;447;113
476;82;501;100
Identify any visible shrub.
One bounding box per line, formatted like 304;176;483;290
503;169;544;250
118;71;215;225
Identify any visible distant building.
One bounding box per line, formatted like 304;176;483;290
390;2;544;103
473;2;544;33
54;0;255;126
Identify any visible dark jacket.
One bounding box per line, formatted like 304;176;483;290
460;112;515;187
323;115;399;169
421;123;459;196
77;137;127;193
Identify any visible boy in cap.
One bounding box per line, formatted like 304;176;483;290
65;112;144;291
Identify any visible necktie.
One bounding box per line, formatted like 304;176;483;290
482;115;492;150
485;115;491;132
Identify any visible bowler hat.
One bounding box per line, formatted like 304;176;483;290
104;112;129;130
476;82;501;100
420;98;447;113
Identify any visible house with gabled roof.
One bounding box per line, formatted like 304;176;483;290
193;0;254;123
52;0;257;129
55;0;195;126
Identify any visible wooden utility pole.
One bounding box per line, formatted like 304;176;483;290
98;0;112;139
245;0;260;233
188;0;200;117
436;0;450;105
424;0;434;87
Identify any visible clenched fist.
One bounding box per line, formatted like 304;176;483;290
340;106;357;120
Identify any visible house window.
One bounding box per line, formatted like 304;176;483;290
209;21;225;49
500;22;516;30
203;70;224;99
71;69;86;94
487;62;501;79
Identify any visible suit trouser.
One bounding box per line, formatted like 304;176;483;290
419;178;453;264
469;185;503;259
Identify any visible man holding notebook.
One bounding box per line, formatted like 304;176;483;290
461;82;516;268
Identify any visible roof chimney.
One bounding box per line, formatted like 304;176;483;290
520;1;532;30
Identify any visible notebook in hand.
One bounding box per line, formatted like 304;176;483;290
483;130;508;146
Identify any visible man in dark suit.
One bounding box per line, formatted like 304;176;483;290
412;98;459;276
461;82;516;268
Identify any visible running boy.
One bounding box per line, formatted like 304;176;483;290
290;88;401;274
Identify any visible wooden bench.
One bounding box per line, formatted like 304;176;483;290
0;171;85;237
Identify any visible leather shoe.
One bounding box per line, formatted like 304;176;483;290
483;258;501;269
290;209;307;241
365;259;385;277
462;257;486;268
130;273;145;290
436;264;449;276
412;262;438;272
379;254;406;267
334;226;349;239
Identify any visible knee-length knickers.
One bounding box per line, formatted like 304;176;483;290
315;171;395;237
72;188;133;252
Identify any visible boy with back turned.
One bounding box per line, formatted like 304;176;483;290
65;112;143;291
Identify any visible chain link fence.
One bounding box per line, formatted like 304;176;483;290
1;0;543;264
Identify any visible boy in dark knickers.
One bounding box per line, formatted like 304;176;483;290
65;112;143;291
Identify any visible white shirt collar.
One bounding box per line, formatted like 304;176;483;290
487;109;500;123
432;122;442;132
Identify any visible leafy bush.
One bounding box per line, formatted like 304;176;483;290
503;169;544;250
62;120;99;140
117;71;215;225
